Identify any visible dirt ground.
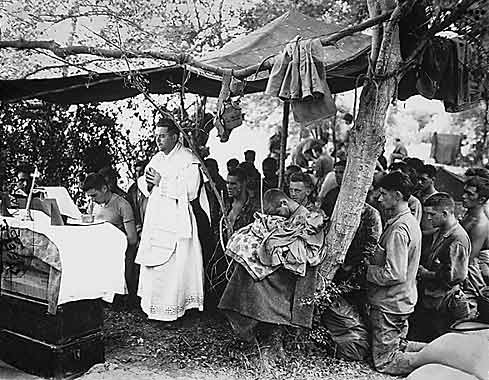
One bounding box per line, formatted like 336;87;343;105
78;306;395;380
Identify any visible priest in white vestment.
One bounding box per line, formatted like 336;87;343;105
136;118;204;321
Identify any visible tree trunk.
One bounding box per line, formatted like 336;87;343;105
319;0;403;284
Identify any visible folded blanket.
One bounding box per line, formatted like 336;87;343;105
226;211;327;280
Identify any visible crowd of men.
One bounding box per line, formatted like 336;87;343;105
6;122;489;376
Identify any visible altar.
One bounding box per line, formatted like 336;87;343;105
0;209;127;379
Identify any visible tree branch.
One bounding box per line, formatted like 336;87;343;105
22;58;110;78
0;10;394;81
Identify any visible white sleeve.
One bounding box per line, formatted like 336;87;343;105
137;155;158;196
183;163;201;201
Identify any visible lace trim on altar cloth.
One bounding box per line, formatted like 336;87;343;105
148;295;204;319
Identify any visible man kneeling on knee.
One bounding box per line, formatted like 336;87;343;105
366;172;426;375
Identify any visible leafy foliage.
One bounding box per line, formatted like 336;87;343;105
0;101;154;194
238;0;367;31
0;0;247;79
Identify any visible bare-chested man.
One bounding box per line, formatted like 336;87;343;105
226;167;260;233
461;176;489;301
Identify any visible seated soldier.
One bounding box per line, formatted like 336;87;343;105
415;193;471;340
82;173;138;306
288;172;317;211
219;189;324;365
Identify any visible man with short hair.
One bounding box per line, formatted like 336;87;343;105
284;165;302;196
82;172;138;306
389;163;423;223
366;171;424;375
13;164;34;198
416;193;471;339
461;176;489;289
416;164;438;204
136;118;205;321
288;172;316;211
262;157;279;192
226;167;259;232
204;167;259;310
404;157;425;176
99;166;126;198
226;158;239;174
82;173;137;242
416;164;439;236
244;150;256;165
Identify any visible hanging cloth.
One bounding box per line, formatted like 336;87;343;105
265;36;336;124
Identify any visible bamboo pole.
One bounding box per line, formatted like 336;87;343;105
331;95;338;163
278;101;290;190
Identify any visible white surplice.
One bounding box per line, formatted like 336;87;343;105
136;142;204;321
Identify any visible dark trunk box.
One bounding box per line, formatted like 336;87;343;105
0;293;103;344
0;329;104;379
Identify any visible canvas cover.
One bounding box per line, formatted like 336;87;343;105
0;11;371;104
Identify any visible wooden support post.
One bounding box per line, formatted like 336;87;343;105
278;101;290;189
332;95;338;163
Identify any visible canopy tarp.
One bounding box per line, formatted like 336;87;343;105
434;166;465;201
0;11;371;104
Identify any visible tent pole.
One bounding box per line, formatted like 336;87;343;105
278;101;290;190
332;95;338;163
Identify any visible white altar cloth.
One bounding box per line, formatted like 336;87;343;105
1;210;126;306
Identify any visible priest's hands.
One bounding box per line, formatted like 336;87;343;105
145;167;161;189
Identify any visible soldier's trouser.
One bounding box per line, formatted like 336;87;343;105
370;308;426;376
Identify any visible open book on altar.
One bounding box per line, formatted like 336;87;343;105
36;186;82;220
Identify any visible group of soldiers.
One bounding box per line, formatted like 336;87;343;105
203;140;489;375
6;124;489;376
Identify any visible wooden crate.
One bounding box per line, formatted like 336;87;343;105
1;259;50;301
0;294;103;345
1;227;62;313
0;329;104;379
